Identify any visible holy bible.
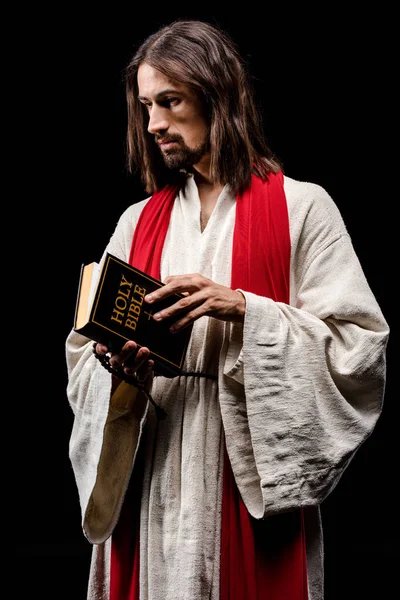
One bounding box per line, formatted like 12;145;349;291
73;252;192;377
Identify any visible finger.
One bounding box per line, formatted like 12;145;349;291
109;341;137;369
121;340;138;355
169;304;208;333
121;344;139;366
123;346;150;375
95;342;109;355
153;292;204;322
144;283;179;304
144;275;201;303
163;273;209;289
135;358;155;382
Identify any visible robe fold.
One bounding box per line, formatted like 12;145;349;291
66;174;389;600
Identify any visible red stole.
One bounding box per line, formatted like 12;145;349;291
110;171;308;599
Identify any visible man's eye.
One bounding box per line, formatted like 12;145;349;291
163;97;178;107
139;101;152;112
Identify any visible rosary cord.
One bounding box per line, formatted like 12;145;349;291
92;344;218;420
92;345;167;420
180;371;217;380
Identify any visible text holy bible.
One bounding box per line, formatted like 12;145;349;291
73;252;192;377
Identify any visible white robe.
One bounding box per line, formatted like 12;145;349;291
65;174;389;600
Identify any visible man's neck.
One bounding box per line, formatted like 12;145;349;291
192;177;223;232
192;170;223;200
190;164;224;230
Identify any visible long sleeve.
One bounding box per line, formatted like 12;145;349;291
66;198;151;543
219;177;389;518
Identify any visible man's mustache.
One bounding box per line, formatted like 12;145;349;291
155;135;184;145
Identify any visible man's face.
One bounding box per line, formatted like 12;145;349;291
137;63;210;171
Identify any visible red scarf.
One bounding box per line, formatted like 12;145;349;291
110;171;308;599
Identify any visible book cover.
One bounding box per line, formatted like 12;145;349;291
73;252;192;378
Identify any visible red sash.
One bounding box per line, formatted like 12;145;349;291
110;172;308;599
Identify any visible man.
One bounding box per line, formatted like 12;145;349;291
65;19;389;600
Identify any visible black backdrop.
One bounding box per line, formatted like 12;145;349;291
18;6;396;599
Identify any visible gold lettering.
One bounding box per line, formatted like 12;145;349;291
123;284;147;329
118;280;132;299
128;303;141;317
110;278;147;330
110;275;133;324
134;284;146;297
131;294;143;307
115;296;128;311
121;274;133;290
111;308;124;325
125;318;137;331
125;299;141;329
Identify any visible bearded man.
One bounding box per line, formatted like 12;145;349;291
65;19;389;600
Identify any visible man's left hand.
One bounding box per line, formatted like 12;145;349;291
144;273;246;333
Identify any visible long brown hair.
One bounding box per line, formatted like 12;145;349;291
125;20;281;195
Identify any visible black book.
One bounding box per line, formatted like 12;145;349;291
74;252;192;377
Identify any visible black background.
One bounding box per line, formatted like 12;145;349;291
18;6;396;599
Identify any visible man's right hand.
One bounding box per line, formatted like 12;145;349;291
94;340;154;385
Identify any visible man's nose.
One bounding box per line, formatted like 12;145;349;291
147;105;169;135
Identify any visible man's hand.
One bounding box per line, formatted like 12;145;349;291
94;340;154;384
144;273;246;333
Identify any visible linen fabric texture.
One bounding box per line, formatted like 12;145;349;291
65;174;389;600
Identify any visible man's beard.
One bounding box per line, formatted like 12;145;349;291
156;134;209;170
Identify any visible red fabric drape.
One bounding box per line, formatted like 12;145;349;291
220;171;307;600
110;172;308;599
109;444;143;600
